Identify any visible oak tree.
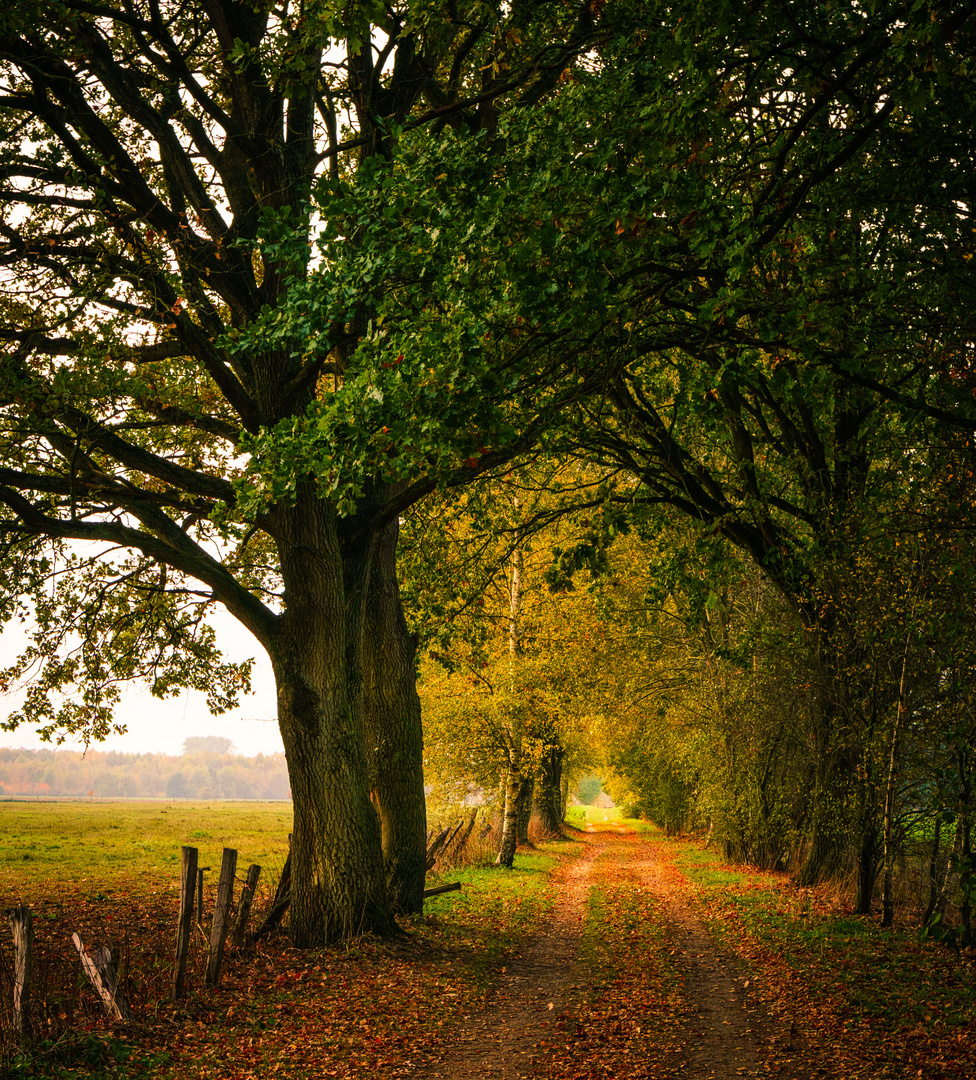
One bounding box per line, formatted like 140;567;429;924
0;0;599;943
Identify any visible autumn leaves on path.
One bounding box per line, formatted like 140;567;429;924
422;840;596;1078
422;830;810;1080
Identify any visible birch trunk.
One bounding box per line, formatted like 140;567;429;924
495;754;522;868
495;525;524;868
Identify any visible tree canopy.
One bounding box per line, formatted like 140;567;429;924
354;0;976;917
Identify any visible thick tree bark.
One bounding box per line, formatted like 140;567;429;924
797;785;852;887
796;632;865;888
271;495;395;946
362;519;428;914
515;772;535;845
536;743;564;836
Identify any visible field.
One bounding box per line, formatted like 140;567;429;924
0;799;570;1079
0;800;296;1077
0;800;294;891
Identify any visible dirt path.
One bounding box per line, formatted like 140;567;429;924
418;828;814;1080
422;840;598;1078
630;837;812;1080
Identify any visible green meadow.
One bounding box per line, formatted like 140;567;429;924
0;800;293;897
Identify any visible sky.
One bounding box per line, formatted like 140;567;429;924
0;609;284;758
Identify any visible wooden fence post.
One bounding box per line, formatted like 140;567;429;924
5;905;33;1039
173;846;198;1000
231;864;261;949
196;866;205;926
205;847;237;987
72;932;133;1021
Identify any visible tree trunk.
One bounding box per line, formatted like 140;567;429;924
854;820;877;916
796;640;861;887
882;642;910;927
362;519;427;915
959;769;974;948
960;835;974;949
797;769;852;885
496;521;524;869
271;495;395;946
515;772;535;844
536;743;564;836
923;815;943;926
496;756;521;868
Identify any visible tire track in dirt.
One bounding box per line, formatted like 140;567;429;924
631;836;770;1079
631;833;816;1080
420;838;598;1079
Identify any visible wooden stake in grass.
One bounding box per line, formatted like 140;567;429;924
72;932;133;1021
231;863;261;949
173;845;198;1000
5;905;33;1039
423;882;462;899
206;847;238;987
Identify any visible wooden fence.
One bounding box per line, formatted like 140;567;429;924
3;819;470;1041
3;844;261;1039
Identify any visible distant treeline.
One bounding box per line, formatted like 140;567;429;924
0;747;291;801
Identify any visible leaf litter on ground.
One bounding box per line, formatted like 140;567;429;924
2;825;974;1079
